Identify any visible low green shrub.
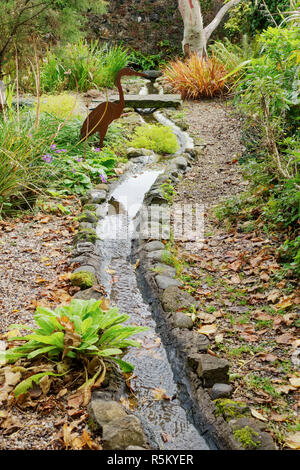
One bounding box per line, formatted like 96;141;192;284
129;124;179;154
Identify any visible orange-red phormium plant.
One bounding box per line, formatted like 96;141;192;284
163;54;229;100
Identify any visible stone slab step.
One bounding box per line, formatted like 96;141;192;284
89;94;182;110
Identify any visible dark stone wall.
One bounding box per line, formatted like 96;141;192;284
88;0;225;55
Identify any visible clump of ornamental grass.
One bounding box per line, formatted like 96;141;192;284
163;54;228;99
38;94;82;119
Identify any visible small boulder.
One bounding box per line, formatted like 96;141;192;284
196;354;229;387
74;228;97;245
229;417;276;450
162;286;196;312
126;446;147;450
89;399;127;431
172;156;188;170
102;415;147;450
156;275;182;290
78;210;98;224
73;287;105;300
96;204;108;219
70;270;97;289
94;183;109;192
83;190;107;204
210;383;233;400
147;250;164;262
152;263;176;278
173;312;193;329
214;399;250;421
127;147;152;158
73;265;96;275
144;241;165;252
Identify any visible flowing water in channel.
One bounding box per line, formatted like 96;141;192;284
94;156;210;450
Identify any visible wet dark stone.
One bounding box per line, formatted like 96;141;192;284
196;355;229;388
89;399;127;431
73;265;96;275
73;287;104;300
144;70;163;80
102;415;147;450
162;286;197;312
172;312;193;329
155;275;182;290
147;250;164;262
144;241;164;252
210;383;233;400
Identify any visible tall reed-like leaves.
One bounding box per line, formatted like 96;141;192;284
40;40;130;92
163;54;228;99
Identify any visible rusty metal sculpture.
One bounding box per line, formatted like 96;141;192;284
80;67;148;149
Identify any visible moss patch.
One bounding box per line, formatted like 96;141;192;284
74;228;97;244
82;204;98;212
233;426;261;449
78;211;98;224
214;399;250;421
70;270;97;289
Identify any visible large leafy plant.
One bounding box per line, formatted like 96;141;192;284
3;299;147;374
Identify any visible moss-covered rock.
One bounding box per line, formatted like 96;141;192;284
214;399;250;421
78;211;98;224
233;426;261;449
74;228;97;245
82;204;98;212
70;270;97;289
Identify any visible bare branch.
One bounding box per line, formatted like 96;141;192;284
204;0;242;41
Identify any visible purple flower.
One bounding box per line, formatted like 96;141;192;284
42;153;53;163
75;156;83;162
94;148;101;152
50;144;56;150
55;149;67;154
99;173;107;183
71;168;76;173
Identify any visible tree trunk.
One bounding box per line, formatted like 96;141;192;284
0;80;6;109
178;0;243;57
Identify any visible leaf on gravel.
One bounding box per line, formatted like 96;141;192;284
215;334;224;344
267;290;280;303
240;332;259;342
289;377;300;388
39;375;52;395
67;390;84;409
152;387;171;401
198;324;217;335
228;260;242;272
100;297;110;311
276;333;295;345
4;370;22;387
276;296;294;310
251;408;268;422
274;384;296;394
285;432;300;450
197;312;216;324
